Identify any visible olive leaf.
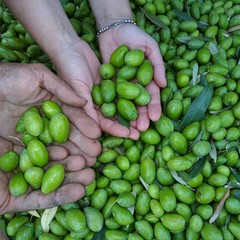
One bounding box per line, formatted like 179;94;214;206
188;126;205;150
230;167;240;182
209;42;219;55
176;36;212;44
41;206;58;233
190;63;199;86
128;192;137;215
170;170;193;190
226;141;240;151
218;140;230;153
227;25;240;34
226;182;240;189
173;10;209;28
113;146;125;156
117;112;130;128
92;226;106;240
209;187;230;224
199;74;208;87
177;82;214;132
28;210;41;218
236;45;240;64
188;155;208;179
139;176;149;191
233;190;240;200
209;106;232;114
140;7;167;29
209;139;217;163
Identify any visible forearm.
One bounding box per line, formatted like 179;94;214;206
88;0;133;29
2;0;78;59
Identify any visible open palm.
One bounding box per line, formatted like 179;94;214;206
98;24;167;132
0;138;94;214
52;39;140;139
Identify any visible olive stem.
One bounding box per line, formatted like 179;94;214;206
227;25;240;33
8;135;24;147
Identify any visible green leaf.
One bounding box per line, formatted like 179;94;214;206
178;171;190;183
190;63;199;86
170;170;193;190
236;45;240;60
236;45;240;64
226;141;240;151
173;10;195;21
209;42;219;55
209;187;230;224
113;146;125;156
209;106;232;114
176;36;213;44
139;176;149;191
177;83;214;131
209;139;217;163
227;182;240;189
188;155;208;179
188;126;205;150
199;74;208;87
230;167;240;182
140;7;167;29
173;10;209;28
117;112;130;128
92;226;106;240
41;206;58;233
233;190;240;199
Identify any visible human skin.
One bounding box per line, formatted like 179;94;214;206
0;137;95;214
0;63;102;166
3;0;140;139
3;0;167;137
0;63;102;214
89;0;167;131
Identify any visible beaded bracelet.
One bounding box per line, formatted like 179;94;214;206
96;19;137;38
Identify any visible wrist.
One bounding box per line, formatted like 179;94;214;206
89;0;133;30
44;30;79;61
97;19;136;38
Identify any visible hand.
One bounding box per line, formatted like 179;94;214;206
0;137;94;214
0;63;101;166
52;39;139;139
98;24;167;131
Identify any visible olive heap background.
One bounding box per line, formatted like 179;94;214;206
0;0;240;239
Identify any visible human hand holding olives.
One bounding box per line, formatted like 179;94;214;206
2;0;140;140
0;63;101;166
98;24;167;131
0;137;95;214
52;40;140;140
89;0;167;132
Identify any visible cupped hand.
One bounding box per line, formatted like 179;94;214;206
98;24;167;131
0;137;94;214
52;39;140;140
0;63;101;166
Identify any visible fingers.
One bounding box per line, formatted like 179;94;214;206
68;124;102;158
64;168;95;186
48;146;69;161
37;64;87;107
98;112;140;140
136;106;150;132
60;141;98;167
48;155;86;172
12;184;85;212
145;40;167;88
62;104;101;139
146;81;162;122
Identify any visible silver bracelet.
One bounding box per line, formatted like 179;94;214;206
96;19;137;38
